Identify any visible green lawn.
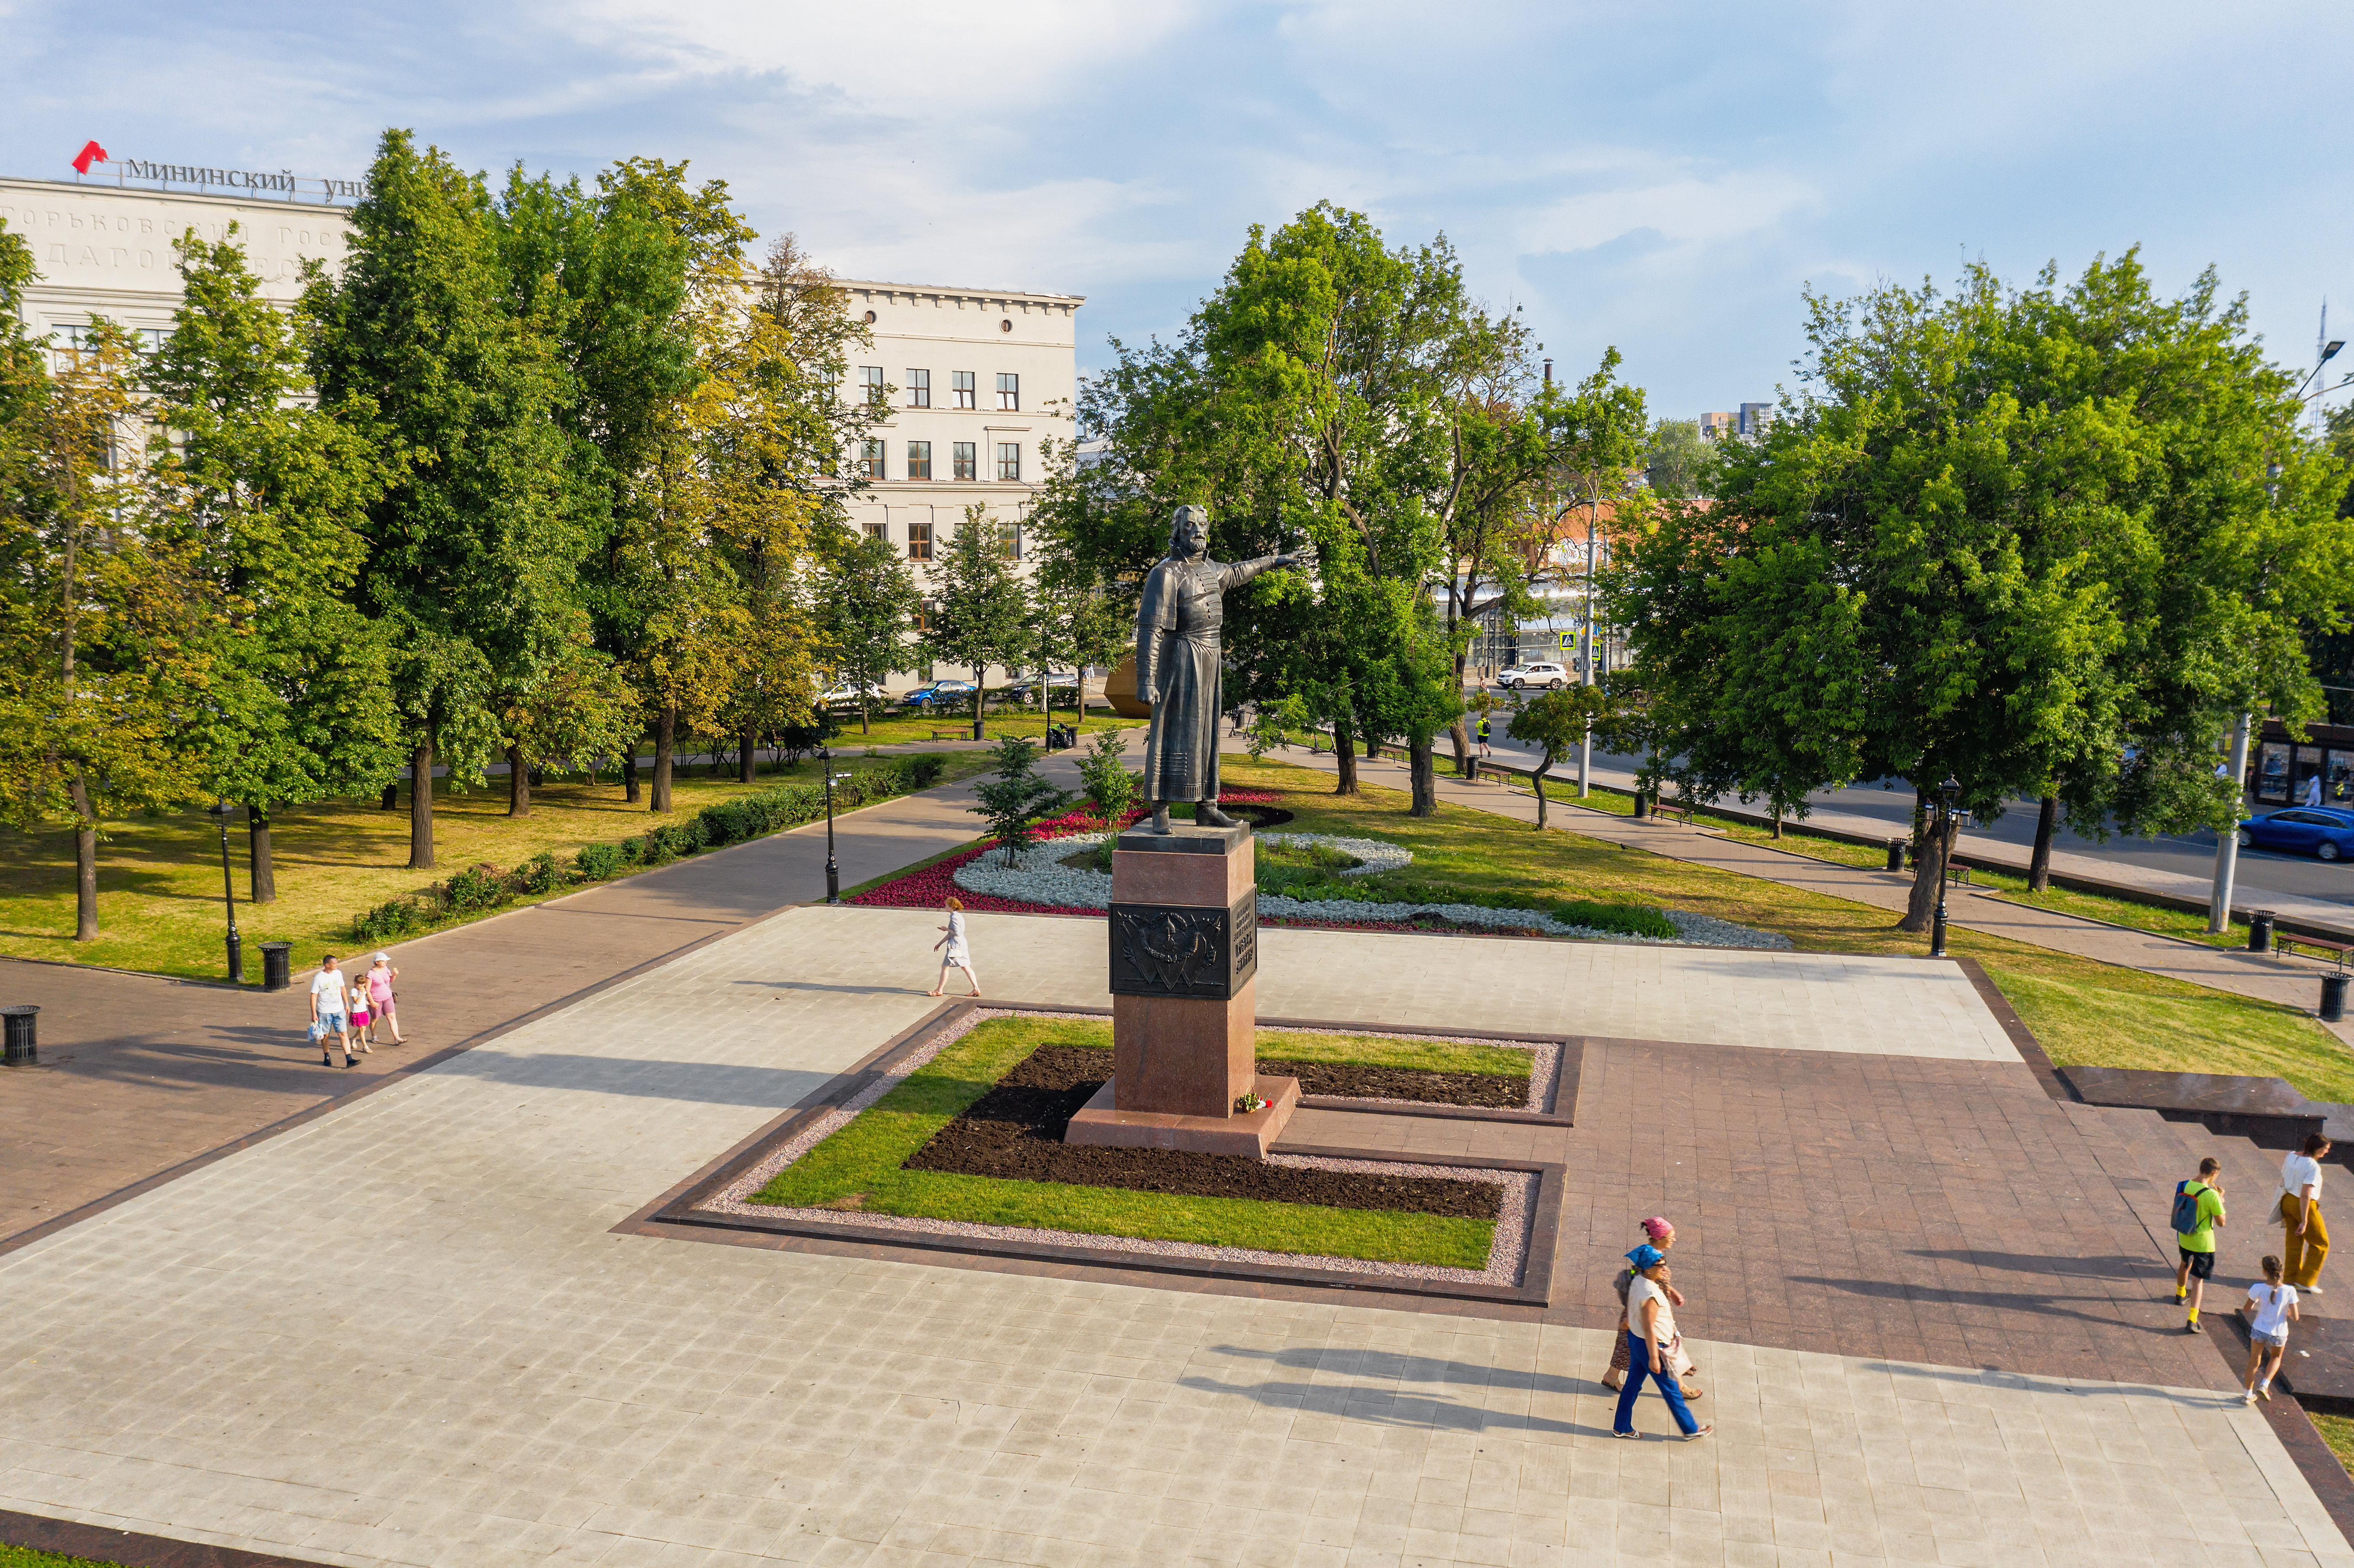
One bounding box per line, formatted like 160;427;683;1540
0;1546;125;1568
2311;1413;2354;1478
1222;757;2353;1104
826;706;1142;748
752;1014;1498;1267
0;750;999;981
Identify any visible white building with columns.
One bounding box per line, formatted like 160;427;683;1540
834;277;1081;687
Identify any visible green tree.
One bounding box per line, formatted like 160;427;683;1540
817;528;922;734
1642;417;1716;499
1505;687;1606;831
1075;724;1138;825
308;129;587;868
927;505;1031;735
0;308;210;938
968;735;1072;865
148;226;402;896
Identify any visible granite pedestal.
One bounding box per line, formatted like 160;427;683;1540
1065;821;1299;1157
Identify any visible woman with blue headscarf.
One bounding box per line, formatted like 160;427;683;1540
1613;1245;1712;1440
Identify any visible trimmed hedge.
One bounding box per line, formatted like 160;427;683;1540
346;754;951;945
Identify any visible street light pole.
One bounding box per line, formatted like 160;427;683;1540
1930;774;1959;960
208;801;243;983
819;746;840;903
1577;498;1597;798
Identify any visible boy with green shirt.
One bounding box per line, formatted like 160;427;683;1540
2175;1157;2227;1331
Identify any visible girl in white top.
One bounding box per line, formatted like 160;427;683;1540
2278;1135;2332;1291
2244;1254;2300;1403
928;897;982;998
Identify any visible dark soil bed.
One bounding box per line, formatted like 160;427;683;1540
1258;1056;1532;1109
903;1045;1503;1219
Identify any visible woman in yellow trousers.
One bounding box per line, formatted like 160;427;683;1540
2280;1134;2334;1290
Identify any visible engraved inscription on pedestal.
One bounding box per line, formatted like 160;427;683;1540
1108;891;1258;1002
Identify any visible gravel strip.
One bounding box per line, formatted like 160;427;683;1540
695;1007;1538;1286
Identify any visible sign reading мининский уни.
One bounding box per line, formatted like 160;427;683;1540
71;145;362;203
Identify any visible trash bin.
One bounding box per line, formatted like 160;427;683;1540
1885;839;1906;872
2250;911;2276;954
2;1005;36;1066
259;941;293;992
2325;973;2349;1024
1632;793;1650;819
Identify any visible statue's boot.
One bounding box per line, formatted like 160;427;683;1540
1149;804;1172;834
1195;800;1240;828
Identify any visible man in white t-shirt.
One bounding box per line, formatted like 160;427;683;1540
310;955;354;1069
2279;1135;2332;1291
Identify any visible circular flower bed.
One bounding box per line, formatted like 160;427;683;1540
1258;832;1411;877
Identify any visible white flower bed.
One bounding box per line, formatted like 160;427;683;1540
950;830;1790;949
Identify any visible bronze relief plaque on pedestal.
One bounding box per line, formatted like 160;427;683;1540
1107;892;1258;1002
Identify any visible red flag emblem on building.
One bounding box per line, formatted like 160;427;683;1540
72;140;108;175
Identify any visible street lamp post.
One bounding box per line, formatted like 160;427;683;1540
1930;774;1959;960
818;746;840;904
208;801;243;983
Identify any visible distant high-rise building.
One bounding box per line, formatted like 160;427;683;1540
1739;401;1773;437
1698;411;1734;440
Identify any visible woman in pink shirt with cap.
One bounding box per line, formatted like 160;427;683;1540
362;953;403;1045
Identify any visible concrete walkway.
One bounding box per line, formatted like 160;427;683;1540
0;751;1098;1248
1270;743;2354;1042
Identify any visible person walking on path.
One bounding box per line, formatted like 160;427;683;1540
2173;1157;2226;1330
2243;1254;2300;1404
364;953;403;1045
1612;1247;1710;1441
1602;1219;1700;1396
928;897;981;998
1476;714;1492;762
2279;1135;2332;1291
345;972;374;1055
309;955;355;1069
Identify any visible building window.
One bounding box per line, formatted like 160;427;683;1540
953;370;976;409
996;442;1021;482
906;369;930;408
953;442;977;481
996;373;1019;411
857;439;884;479
908;520;933;561
906;441;931;481
863;520;889;544
858;365;885;407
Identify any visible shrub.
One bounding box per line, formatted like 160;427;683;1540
1548;898;1678;940
902;754;948;790
349;897;423;944
1075;728;1136;826
442;864;510;914
575;842;623;880
518;851;567;895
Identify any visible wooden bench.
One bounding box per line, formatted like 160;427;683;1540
1945;863;1974;886
2276;932;2354;968
1650;801;1694;826
929;728;966;742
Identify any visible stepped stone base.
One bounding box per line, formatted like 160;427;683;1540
1065;1074;1301;1158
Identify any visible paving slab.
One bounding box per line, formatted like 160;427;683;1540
2;907;2346;1566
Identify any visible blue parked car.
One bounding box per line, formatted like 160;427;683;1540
2236;806;2354;862
897;680;976;711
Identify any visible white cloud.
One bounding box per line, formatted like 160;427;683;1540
1517;170;1821;258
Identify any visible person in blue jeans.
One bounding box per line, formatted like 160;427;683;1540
1613;1246;1713;1441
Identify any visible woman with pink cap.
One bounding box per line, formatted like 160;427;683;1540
1602;1218;1701;1397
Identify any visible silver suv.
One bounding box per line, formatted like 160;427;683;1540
1498;662;1569;690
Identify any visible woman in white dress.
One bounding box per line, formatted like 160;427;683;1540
929;897;982;997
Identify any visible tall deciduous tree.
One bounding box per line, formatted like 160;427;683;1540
927;504;1032;735
308;129;585;868
148;227;402;896
817;528;922;734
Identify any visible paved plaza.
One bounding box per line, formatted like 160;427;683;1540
0;908;2348;1566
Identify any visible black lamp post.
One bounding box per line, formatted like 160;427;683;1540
208;801;243;983
1930;773;1959;959
818;746;840;903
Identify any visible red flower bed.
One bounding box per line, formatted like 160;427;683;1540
848;789;1288;913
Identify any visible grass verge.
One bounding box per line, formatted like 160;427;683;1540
751;1015;1496;1267
0;1546;125;1568
0;750;999;980
2310;1412;2354;1478
1220;756;2353;1103
822;708;1142;748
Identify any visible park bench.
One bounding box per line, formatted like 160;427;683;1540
1649;800;1693;826
2275;931;2354;969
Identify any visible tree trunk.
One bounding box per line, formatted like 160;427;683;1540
1408;735;1438;817
507;743;530;818
973;680;987;740
247;804;275;904
1447;716;1470;778
408;731;435;871
68;766;98;940
1771;809;1784;840
1333;719;1359;795
2030;793;2058;893
379;783;398;811
1898;787;1941;933
652;706;676;813
859;699;871;735
623;745;641;804
1532;765;1550;831
740;716;757;783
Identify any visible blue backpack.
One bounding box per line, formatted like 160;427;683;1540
2172;1180;2207;1236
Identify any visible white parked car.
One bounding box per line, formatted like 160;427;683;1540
1497;662;1569;691
819;682;891;709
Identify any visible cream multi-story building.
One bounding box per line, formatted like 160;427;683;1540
834;277;1081;687
0;174;353;348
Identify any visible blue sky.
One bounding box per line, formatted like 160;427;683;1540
8;0;2352;421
